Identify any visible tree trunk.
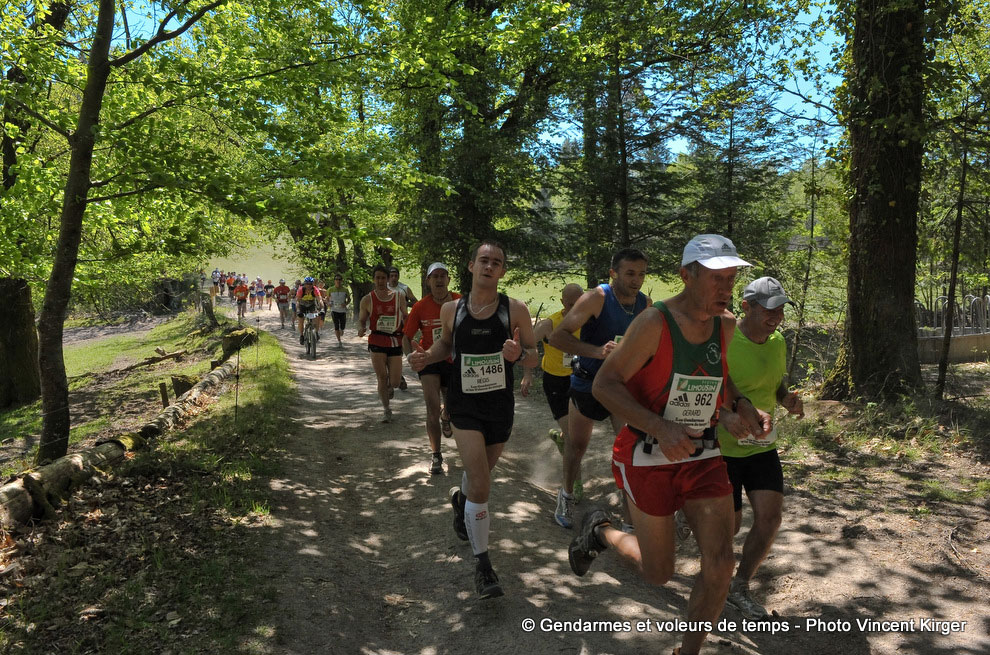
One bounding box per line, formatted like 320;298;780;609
0;278;41;408
582;83;605;287
823;0;925;400
36;0;115;464
788;150;819;382
935;120;968;399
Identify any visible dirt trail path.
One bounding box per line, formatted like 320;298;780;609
241;306;989;655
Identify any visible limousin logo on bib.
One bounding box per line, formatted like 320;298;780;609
675;378;720;393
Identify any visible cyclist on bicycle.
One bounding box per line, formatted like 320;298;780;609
296;277;324;345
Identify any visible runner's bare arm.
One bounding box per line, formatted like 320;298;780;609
401;305;419;355
504;298;538;368
519;315;548;397
549;287;609;358
533;317;554;344
593;307;702;462
520;366;533;396
778;379;804;418
357;294;371;337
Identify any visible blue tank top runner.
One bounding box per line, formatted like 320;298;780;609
570;283;648;392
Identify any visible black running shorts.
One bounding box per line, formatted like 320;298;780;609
569;388;611;422
450;413;513;446
368;343;402;357
542;372;571;421
418;360;453;388
722;448;784;511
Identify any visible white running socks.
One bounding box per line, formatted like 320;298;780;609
464;500;490;557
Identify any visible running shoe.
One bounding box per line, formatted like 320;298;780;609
547;429;564;454
430;453;443;475
440;412;452;438
726;579;769;619
382;408;392;423
449;488;469;541
475;566;503;599
568;508;611;576
554;488;574;529
398;376;408;391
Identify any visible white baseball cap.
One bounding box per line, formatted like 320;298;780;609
426;262;448;276
681;234;751;269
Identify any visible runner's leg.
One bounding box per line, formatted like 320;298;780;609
735;489;782;582
597;494;677;585
680;495;735;655
454;427;506;596
421;374;443;456
387;354;403;397
563;401;594;494
370;352;391;413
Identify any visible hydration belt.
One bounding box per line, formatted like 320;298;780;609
573;363;595;380
628;425;718;458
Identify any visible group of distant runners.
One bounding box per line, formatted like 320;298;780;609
225;234;804;654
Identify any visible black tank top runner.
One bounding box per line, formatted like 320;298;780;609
447;293;514;420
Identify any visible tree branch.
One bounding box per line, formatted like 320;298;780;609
87;184;162;203
8;99;72;139
110;0;227;68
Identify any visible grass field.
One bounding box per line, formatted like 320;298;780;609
207;231;300;285
504;274;680;316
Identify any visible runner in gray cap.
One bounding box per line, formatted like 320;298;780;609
719;276;804;618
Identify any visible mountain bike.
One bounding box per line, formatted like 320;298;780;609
302;312;319;359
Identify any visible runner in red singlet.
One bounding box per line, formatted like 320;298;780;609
358;265;407;423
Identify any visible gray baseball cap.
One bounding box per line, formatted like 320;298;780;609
743;276;795;310
681;234;751;269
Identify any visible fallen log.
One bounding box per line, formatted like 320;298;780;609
118;349;187;372
0;357;237;528
140;359;236;439
0;433;145;528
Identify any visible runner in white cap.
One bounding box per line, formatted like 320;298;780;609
720;276;804;618
403;262;461;474
567;234;772;655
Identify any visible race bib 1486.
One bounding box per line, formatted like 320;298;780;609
460;352;506;394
